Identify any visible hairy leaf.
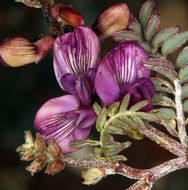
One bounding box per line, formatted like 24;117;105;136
107;101;120;117
138;41;152;52
143;62;178;80
139;0;155;30
132;115;146;129
183;99;188;112
145;12;160;41
130;100;149;112
152;93;175;108
182;83;188;99
108;155;127;162
179;64;188;84
71;140;100;147
161;31;188;57
151;77;174;94
127;128;144;140
93;102;102;116
96;108;107;132
105;124;125;135
119;93;130;112
135;112;160;122
151;108;176;119
176;46;188;69
128;17;142;36
152;25;180;48
113;30;142;42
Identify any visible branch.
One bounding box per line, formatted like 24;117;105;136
174;79;188;148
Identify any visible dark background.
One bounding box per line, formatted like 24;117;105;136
0;0;188;190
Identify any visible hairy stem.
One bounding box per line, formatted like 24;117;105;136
174;79;188;148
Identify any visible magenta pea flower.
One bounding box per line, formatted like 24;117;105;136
34;27;100;153
34;95;97;154
53;26;100;106
95;41;154;111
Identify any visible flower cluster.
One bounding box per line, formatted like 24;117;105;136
0;2;154;154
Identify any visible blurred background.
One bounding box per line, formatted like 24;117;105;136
0;0;188;190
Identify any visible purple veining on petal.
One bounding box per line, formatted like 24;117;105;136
61;73;77;94
75;76;91;106
84;68;97;93
95;62;120;106
53;27;100;91
73;127;91;141
95;41;150;106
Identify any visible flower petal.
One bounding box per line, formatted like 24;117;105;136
75;76;91;106
73;127;91;141
61;73;77;94
34;95;81;153
95;62;120;106
53;27;100;91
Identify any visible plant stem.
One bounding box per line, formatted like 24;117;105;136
174;79;188;148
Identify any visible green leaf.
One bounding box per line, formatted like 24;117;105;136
113;30;142;42
89;154;107;161
139;0;155;30
183;99;188;112
143;62;178;81
102;132;114;142
151;77;174;94
137;41;152;52
132;115;146;129
152;25;180;48
161;31;188;57
130;100;149;112
135;112;160;122
103;142;131;156
128;17;142;36
71;140;100;147
143;58;175;69
161;119;178;137
96;108;107;132
105;124;125;135
176;46;188;69
179;64;188;84
108;155;127;162
94;147;102;155
120;115;136;127
145;12;160;41
107;101;120;117
119;93;130;112
152;93;175;108
151;108;176;119
93;102;102;116
182;83;188;99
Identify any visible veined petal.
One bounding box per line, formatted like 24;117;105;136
95;41;149;106
75;76;91;106
95;62;120;106
34;95;82;153
53;27;100;91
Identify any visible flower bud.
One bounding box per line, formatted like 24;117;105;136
82;168;106;185
45;160;65;175
15;0;42;8
21;151;35;161
92;3;131;40
0;35;54;67
48;138;63;158
50;3;85;27
35;153;48;162
26;160;46;175
35;133;46;151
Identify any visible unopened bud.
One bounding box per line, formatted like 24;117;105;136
35;133;46;151
21;151;35;161
26;160;45;175
82;168;106;185
0;35;54;67
36;153;48;162
92;3;132;40
50;3;85;27
15;0;42;8
48;138;63;158
24;130;34;145
45;160;65;175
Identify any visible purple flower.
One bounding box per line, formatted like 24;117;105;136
34;95;96;153
95;41;154;111
34;27;100;153
53;26;100;106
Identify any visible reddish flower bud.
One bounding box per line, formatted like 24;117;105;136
35;133;46;151
50;3;85;27
45;160;65;175
26;160;45;175
92;3;131;40
35;153;48;162
21;151;35;161
0;35;54;67
15;0;42;8
48;138;63;158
